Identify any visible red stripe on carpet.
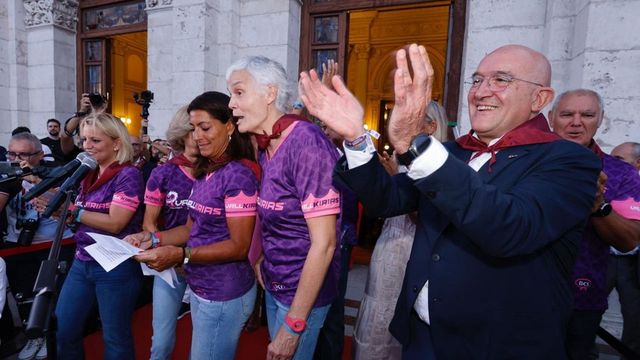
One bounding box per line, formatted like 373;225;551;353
83;304;352;359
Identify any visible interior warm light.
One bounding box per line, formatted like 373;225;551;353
384;144;390;150
119;117;132;127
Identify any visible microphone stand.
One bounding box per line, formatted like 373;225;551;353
25;189;76;360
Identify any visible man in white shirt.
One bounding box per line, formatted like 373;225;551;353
300;44;601;359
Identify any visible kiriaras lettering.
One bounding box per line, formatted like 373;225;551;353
186;199;222;215
257;197;285;211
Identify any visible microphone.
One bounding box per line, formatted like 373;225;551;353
23;152;92;201
41;154;98;218
0;166;51;182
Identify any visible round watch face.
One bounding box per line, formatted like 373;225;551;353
600;202;612;216
292;320;304;331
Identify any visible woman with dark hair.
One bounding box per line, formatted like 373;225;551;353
226;56;341;360
130;91;259;360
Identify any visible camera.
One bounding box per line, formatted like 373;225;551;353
0;161;21;173
133;90;154;106
88;93;105;108
17;217;39;246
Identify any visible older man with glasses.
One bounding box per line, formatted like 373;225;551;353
0;132;74;360
301;44;601;359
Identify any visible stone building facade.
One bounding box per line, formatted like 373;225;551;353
0;0;638;150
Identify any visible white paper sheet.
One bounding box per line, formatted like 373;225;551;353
85;232;177;288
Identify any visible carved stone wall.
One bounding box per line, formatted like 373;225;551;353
23;0;79;32
145;0;173;9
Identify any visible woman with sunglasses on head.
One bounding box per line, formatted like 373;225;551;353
131;91;259;360
226;56;341;360
55;113;144;360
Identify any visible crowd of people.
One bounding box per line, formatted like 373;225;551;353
0;42;637;360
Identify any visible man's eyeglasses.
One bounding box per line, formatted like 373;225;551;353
7;151;41;160
467;74;544;92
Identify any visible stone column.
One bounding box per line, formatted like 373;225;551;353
145;0;175;138
145;0;302;138
1;0;31;141
23;0;78;134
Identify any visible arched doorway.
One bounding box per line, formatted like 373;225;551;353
300;0;466;149
77;0;148;135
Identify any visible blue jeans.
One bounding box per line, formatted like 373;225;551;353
150;274;188;360
265;291;330;360
189;283;256;360
56;259;142;360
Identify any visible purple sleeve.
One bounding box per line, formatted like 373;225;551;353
112;167;144;212
224;164;258;218
291;128;340;219
144;165;167;207
604;156;640;220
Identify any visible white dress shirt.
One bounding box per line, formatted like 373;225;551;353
344;135;498;324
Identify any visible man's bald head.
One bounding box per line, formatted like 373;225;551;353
468;44;555;143
611;142;640;170
486;45;552;86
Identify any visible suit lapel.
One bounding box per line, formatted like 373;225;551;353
476;146;531;182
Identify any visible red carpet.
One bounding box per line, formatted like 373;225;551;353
83;304;352;359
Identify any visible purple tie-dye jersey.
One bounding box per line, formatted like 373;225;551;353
258;121;341;308
185;161;258;301
74;166;144;261
571;154;640;310
144;163;195;230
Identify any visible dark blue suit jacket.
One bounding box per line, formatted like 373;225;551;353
334;139;601;359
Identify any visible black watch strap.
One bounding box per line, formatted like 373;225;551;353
591;202;612;217
396;134;432;166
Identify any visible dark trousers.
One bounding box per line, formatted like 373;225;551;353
566;309;604;360
314;243;352;360
606;253;640;355
402;312;437;360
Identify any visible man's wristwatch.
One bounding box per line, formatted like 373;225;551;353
284;314;307;334
396;133;432;166
592;202;612;217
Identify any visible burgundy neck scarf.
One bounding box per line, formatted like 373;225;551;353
456;113;559;171
254;114;303;151
167;153;196;168
81;161;131;194
588;140;606;160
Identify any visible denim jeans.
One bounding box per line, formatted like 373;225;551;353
56;259;142;360
189;283;256;360
265;291;331;360
150;274;188;360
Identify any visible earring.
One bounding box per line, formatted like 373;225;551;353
228;135;232;142
114;147;118;152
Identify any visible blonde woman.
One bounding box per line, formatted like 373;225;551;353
55;113;144;360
